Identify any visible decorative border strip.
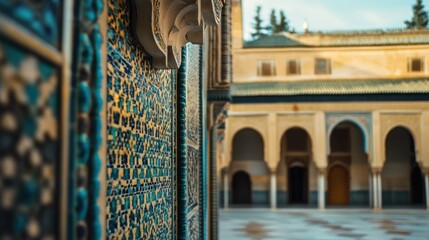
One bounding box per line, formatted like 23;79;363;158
198;44;208;240
177;46;188;239
89;19;103;240
170;69;177;240
210;126;218;240
69;0;104;238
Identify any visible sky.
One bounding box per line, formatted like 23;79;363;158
242;0;427;40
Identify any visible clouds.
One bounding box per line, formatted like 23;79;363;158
242;0;419;40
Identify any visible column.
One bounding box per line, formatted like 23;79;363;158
425;172;429;210
369;174;373;208
318;169;325;210
270;171;277;209
267;112;277;210
224;172;228;209
372;172;378;210
377;172;382;209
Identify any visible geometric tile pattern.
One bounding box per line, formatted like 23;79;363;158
0;39;59;239
220;209;429;240
106;0;175;238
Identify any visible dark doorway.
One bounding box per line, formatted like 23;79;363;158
288;166;308;204
232;171;252;204
411;164;424;204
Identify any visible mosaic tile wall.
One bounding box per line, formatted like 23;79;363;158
0;39;60;239
106;0;175;238
0;0;61;47
186;44;203;240
1;0;104;238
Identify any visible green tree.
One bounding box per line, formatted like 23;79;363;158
251;6;266;39
278;11;290;32
405;0;428;29
268;10;290;34
269;9;278;34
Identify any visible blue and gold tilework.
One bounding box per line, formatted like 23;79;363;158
0;39;59;239
107;0;175;238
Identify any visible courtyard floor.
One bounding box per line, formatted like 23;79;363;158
219;209;429;240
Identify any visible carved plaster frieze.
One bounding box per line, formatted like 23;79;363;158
132;0;223;69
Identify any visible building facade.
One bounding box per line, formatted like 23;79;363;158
217;0;429;210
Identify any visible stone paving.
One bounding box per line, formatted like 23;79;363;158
219;209;429;240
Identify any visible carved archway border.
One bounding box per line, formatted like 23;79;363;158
131;0;223;69
325;113;373;160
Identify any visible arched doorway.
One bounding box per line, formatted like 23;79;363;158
230;128;268;206
328;122;369;206
279;127;313;205
232;171;252;204
382;127;425;206
288;162;308;203
328;165;349;205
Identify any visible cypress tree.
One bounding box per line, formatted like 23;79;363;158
269;9;278;34
405;0;429;29
278;11;290;32
251;6;266;39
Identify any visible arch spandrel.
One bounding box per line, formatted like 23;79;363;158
325;113;373;161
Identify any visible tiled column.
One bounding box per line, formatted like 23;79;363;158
270;171;277;209
224;171;229;209
318;169;326;210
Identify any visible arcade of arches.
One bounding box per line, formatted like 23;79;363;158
218;109;429;210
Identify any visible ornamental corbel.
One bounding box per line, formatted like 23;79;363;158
131;0;223;69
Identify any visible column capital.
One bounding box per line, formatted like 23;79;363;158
317;167;327;175
221;167;229;175
371;167;382;174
